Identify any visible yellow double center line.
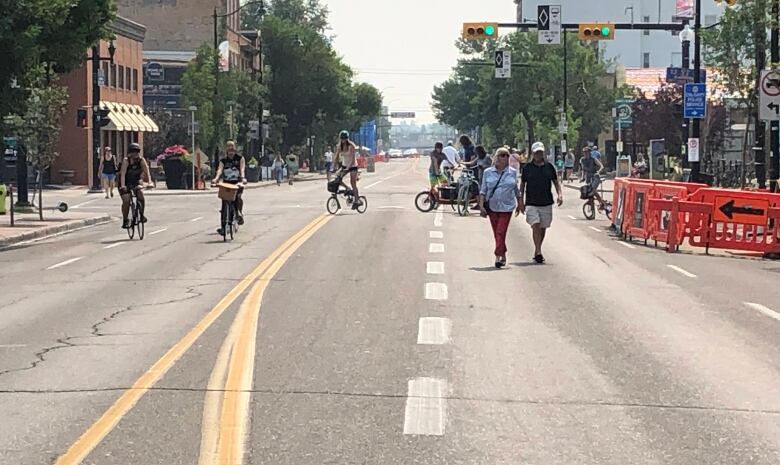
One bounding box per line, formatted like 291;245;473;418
55;213;332;465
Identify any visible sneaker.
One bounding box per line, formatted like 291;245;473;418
216;228;224;236
533;254;545;264
141;216;148;223
110;191;114;198
351;202;359;210
122;219;130;229
237;215;245;225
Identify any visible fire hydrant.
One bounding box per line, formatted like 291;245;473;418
0;184;7;215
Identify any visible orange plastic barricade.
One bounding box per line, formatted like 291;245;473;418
647;184;689;247
688;188;780;254
623;181;656;242
648;197;713;252
356;157;367;169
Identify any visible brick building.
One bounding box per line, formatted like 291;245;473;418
53;16;159;186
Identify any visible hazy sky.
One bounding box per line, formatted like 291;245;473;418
326;0;516;123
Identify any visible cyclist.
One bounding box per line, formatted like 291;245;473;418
581;146;605;207
119;142;152;229
212;140;247;234
460;145;492;210
428;142;448;198
334;130;363;209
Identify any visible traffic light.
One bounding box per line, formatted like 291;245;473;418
76;109;88;128
578;23;615;41
96;108;111;128
462;22;498;40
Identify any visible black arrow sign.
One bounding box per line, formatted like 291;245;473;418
769;102;780;115
719;199;765;220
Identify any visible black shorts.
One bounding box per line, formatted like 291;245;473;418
119;185;142;196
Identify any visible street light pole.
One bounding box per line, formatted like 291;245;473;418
771;0;780;192
89;42;115;192
755;0;768;189
691;0;702;183
680;23;692;170
189;105;197;190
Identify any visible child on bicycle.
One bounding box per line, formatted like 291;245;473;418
428;142;449;199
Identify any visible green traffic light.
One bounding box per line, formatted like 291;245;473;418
485;25;495;36
601;26;610;36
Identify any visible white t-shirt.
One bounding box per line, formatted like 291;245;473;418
324;151;334;163
442;146;459;168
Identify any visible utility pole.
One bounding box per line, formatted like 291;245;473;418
691;0;702;183
90;46;102;192
681;22;692;169
771;0;780;192
562;29;568;154
756;0;768;189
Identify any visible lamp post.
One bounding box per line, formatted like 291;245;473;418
89;41;116;192
690;0;702;183
680;23;693;170
189;105;197;189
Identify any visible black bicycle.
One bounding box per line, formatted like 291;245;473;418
126;190;145;240
327;178;367;214
580;184;612;221
215;182;242;241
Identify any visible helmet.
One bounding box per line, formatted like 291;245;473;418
531;142;545;153
339;130;349;140
128;142;141;153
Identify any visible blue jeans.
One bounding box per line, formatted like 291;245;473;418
275;167;284;183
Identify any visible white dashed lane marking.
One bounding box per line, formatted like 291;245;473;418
429;243;445;254
667;264;697;278
745;302;780;323
403;377;447;436
425;283;448;300
434;211;443;227
148;228;168;236
429;231;444;239
46;257;84;270
588;226;601;233
103;243;124;249
426;262;445;275
417;317;452;345
190;217;204;222
618;241;636;249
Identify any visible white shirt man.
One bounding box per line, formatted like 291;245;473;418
441;142;460;169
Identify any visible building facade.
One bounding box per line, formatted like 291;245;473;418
518;0;724;68
54;16;158;186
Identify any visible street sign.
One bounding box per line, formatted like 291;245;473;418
495;50;511;79
390;112;415;118
666;67;706;85
683;83;707;119
687;137;700;162
759;69;780;121
714;197;769;225
538;5;561;45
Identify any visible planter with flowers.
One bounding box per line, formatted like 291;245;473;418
246;157;260;183
156;145;189;189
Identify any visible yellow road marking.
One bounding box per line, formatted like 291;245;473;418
54;214;331;465
210;215;331;465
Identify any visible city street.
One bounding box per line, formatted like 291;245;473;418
2;158;780;464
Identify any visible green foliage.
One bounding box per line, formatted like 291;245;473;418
9;70;69;170
631;84;684;156
0;0;115;116
432;32;617;150
352;82;383;125
145;111;190;159
181;45;217;152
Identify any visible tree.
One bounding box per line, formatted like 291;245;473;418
8;69;68;219
145;111;190;159
352;83;382;126
181;45;217;154
631;83;684;157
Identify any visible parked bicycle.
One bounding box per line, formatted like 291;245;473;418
327;176;367;214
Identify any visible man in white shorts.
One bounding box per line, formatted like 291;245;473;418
518;142;563;264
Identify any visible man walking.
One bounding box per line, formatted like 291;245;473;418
518;142;563;264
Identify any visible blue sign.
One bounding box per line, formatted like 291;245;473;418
684;83;707;119
666;67;707;85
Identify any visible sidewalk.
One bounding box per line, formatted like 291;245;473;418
137;172;327;196
0;211;112;248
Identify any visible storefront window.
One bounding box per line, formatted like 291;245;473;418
111;65;117;88
118;65;125;89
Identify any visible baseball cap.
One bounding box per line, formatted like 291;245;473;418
531;142;545;153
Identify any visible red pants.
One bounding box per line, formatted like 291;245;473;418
488;211;513;256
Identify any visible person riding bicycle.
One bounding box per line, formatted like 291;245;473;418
334;130;363;209
581;146;605;206
429;142;448;196
119;142;152;229
212;141;247;234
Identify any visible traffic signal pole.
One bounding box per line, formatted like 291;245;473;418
691;0;702;183
90;45;102;192
771;0;780;192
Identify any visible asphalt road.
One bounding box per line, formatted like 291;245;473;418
2;158;780;464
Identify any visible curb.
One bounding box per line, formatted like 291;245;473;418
143;175;327;196
0;214;112;249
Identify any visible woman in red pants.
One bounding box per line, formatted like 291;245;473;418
479;148;521;268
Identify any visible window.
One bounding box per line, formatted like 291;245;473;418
118;65;125;89
126;67;131;91
643;52;651;68
110;64;117;88
643;16;650;35
132;69;138;92
101;62;110;87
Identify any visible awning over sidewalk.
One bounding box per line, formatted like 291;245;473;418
99;101;159;133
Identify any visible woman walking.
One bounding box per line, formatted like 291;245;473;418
97;147;117;198
564;149;575;182
273;153;286;186
479;147;521;268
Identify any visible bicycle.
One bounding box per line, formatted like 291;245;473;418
125;188;146;240
580;184;612;221
214;182;243;241
455;168;479;216
326;177;367;214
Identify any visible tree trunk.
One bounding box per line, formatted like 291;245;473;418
522;111;535;146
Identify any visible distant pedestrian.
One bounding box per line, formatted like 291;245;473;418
518;142;563;264
564;150;575;182
555;155;565;180
591;144;602;161
324;146;334;182
98;147;117;198
508;148;522;171
460;135;476;163
479;147;521;269
273;153;286;186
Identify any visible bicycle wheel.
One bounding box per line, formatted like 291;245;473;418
221;201;229;242
326;196;340;214
228;204;235;241
356;196;368;214
127;202;136;239
456;185;470;217
136;209;145;240
415;191;436;213
583;201;596;220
